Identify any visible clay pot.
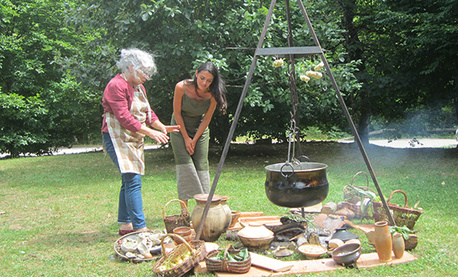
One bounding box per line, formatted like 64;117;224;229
332;243;362;265
220;196;233;230
374;221;393;262
191;194;230;242
238;223;274;250
392;232;405;259
173;226;192;236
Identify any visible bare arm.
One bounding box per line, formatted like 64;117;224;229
191;98;217;145
173;82;194;154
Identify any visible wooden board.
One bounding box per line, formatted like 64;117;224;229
238;216;282;228
214;252;417;277
249;252;294;272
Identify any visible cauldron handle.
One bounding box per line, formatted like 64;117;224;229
280;162;294;178
298;155;310;162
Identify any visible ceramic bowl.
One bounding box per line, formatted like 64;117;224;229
331;243;362;265
238;235;274;250
298;244;327;259
238;223;274;250
173;226;192;237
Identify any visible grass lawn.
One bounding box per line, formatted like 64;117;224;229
0;142;456;276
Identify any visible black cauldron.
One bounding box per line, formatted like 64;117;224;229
265;162;329;208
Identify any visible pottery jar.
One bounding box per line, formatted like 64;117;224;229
374;221;393;262
392;232;405;259
191;194;229;242
237;223;274;250
220;196;233;230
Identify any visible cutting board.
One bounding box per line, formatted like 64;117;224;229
249;252;294;272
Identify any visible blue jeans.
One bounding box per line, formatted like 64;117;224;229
103;133;146;230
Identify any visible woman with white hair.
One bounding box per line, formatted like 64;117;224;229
101;48;179;235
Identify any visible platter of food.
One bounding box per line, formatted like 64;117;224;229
113;229;170;262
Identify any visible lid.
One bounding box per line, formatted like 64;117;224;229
330;228;359;242
193;193;222;202
237;223;274;239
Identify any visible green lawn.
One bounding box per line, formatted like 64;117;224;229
0;142;456;276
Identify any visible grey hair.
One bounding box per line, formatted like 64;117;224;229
116;48;157;76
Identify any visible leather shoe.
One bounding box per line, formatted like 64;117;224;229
118;229;134;236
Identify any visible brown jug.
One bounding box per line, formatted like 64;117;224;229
374;221;393;262
392;232;405;259
191;194;230;242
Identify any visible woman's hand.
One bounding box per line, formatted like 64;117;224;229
163;125;180;134
147;129;170;144
185;137;195;155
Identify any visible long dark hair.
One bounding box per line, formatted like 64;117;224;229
190;61;227;114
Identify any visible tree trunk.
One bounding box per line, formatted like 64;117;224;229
339;0;370;145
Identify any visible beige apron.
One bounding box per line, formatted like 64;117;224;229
106;86;152;175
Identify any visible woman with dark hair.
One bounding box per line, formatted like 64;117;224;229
170;61;227;205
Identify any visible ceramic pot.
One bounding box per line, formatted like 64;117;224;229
191;194;229;242
374;221;393;262
220;196;233;230
237;223;274;250
392;232;405;259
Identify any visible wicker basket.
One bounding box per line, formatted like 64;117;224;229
205;245;251;274
152;234;206;277
163;199;191;234
372;190;423;230
343;171;376;218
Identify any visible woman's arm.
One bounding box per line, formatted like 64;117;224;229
191;98;217;149
173;82;195;154
137;122;180;144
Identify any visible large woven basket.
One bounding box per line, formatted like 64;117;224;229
163;199;191;234
152;234;206;277
372;190;423;230
205;245;251;274
343;171;376;218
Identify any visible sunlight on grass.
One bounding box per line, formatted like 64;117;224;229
0;143;457;276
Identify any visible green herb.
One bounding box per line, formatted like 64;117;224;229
389;225;416;240
238;248;249;261
212;248;249;262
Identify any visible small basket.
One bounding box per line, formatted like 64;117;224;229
152;234;206;277
372;190;423;229
205;245;251;274
343;171;376;218
163;199;191;234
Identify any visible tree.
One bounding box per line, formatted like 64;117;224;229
0;0;101;156
74;0;361;144
333;0;457;141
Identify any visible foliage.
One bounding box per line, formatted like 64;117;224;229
334;0;458;138
1;0;456;155
0;0;101;156
71;0;362;144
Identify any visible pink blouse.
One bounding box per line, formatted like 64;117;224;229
101;74;158;133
